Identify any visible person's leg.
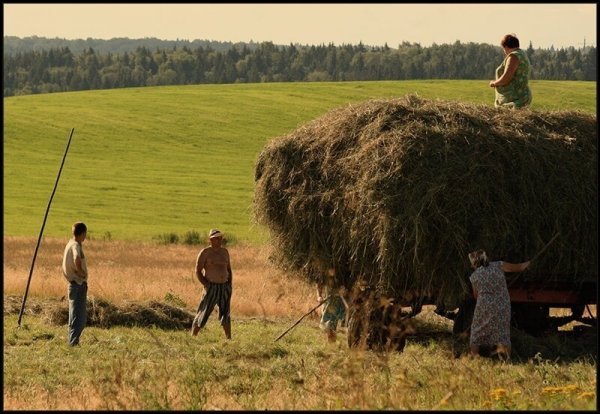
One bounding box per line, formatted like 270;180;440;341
191;285;217;337
222;319;232;340
68;283;77;345
218;283;232;339
191;317;201;336
470;344;480;357
192;304;216;336
68;282;87;346
495;343;511;360
326;328;336;342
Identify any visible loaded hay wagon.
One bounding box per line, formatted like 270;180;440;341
254;95;597;351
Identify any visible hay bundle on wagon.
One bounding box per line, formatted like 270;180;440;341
254;95;597;344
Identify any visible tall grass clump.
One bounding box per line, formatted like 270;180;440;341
152;230;237;246
153;232;180;245
182;230;202;245
254;94;597;308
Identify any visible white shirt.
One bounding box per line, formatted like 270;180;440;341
62;239;88;284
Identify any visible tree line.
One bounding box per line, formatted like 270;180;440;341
3;39;596;97
3;35;255;55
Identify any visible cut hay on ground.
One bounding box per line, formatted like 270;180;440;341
254;95;597;307
4;295;195;330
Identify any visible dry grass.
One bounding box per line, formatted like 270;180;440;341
3;236;316;319
4;233;596;411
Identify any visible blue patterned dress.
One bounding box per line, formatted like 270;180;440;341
469;261;511;347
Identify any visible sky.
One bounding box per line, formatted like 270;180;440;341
3;3;597;49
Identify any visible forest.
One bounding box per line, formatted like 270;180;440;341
3;36;596;96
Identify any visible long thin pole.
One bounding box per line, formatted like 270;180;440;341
529;232;560;264
274;296;329;342
17;128;75;326
508;232;560;288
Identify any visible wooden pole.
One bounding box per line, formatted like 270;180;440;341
18;128;75;326
529;232;560;264
274;296;329;342
508;232;560;287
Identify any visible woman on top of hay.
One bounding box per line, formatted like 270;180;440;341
468;250;530;359
191;229;233;340
489;33;532;108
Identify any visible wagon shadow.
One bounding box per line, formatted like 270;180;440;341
509;324;597;363
404;317;597;363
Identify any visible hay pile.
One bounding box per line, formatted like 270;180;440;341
254;95;597;307
45;297;195;329
4;295;195;330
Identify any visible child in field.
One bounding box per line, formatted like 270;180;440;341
316;268;348;343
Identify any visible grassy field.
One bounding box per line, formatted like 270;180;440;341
3;302;597;410
3;80;596;244
3;236;597;410
3;81;597;410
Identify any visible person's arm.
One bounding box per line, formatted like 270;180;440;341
471;283;478;299
469;274;478;299
226;250;232;284
501;260;531;273
316;283;324;302
74;256;86;278
195;250;209;287
74;245;87;279
490;54;519;87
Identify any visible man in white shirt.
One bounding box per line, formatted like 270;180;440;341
62;221;88;346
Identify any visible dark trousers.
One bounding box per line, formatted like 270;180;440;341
194;282;232;329
68;281;87;346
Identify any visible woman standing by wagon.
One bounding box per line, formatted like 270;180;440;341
468;249;530;359
489;34;532;108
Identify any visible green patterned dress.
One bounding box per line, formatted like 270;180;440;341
494;49;532;108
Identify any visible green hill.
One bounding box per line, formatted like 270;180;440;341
3;80;596;244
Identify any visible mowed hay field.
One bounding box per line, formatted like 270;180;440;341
3;234;597;410
3;80;597;410
3;236;314;318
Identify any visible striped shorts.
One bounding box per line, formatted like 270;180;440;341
194;282;232;328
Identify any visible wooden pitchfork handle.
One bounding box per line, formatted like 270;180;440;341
528;232;560;264
274;296;329;342
508;232;560;287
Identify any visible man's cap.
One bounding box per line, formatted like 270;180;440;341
209;229;223;239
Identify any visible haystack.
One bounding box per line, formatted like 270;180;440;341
4;295;195;329
44;297;195;329
254;95;597;308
